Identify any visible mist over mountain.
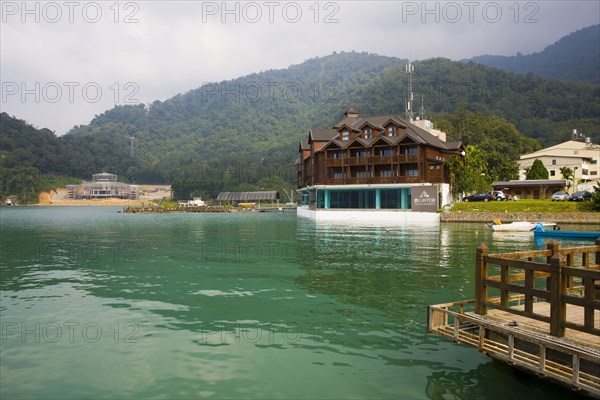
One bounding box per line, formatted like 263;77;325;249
2;27;599;202
466;24;600;84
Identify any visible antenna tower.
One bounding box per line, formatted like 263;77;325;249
405;61;414;121
419;94;427;121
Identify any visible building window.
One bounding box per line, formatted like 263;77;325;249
332;172;347;179
405;168;418;176
354;150;370;158
387;126;397;136
591;159;598;165
379;170;394;177
379;148;394;156
591;171;598;176
363;128;372;139
356;171;371;178
329;151;342;159
552;159;557;165
342;130;349;140
582;169;589;175
404;146;418;155
550;170;555;176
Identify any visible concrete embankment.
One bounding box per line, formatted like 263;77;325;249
441;212;600;224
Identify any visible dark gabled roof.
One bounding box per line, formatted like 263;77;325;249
492;180;568;187
369;136;394;146
299;139;309;151
335;123;361;133
348;138;369;148
346;106;359;115
398;130;426;145
332;139;349;149
216;191;280;202
331;113;459;151
317;140;344;153
444;141;463;150
309;129;338;142
357;120;380;130
303;110;464;158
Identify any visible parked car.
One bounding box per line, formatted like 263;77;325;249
551;191;569;201
491;190;512;201
568;191;592;201
463;193;494;202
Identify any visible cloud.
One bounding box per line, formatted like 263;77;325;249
1;0;598;134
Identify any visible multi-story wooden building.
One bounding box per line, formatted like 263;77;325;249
296;108;463;219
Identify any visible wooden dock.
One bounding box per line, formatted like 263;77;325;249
122;206;230;213
121;205;297;214
428;239;600;398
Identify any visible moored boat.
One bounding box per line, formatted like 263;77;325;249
488;220;558;232
533;224;600;240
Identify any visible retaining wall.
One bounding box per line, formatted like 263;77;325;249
441;212;600;224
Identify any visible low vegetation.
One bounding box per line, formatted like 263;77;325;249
450;199;597;213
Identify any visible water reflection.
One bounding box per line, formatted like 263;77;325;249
2;208;595;399
425;361;583;400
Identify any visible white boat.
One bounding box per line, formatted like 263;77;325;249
488;220;558;232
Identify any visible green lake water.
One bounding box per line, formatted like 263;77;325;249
0;207;594;399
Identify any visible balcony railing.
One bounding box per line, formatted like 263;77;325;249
371;155;395;164
324;176;420;185
398;154;418;163
347;156;371;165
325;155;418;166
325;158;345;167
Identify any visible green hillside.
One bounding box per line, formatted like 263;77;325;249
468;25;600;84
2;51;599;202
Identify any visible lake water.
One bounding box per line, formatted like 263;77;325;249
0;207;593;399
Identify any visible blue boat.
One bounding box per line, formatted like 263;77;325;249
533;223;600;240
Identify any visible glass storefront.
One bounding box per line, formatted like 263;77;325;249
298;187;412;210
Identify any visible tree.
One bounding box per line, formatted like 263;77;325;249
445;145;490;199
559;166;574;193
591;181;600;211
525;159;549;180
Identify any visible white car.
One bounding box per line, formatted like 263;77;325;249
491;190;512;201
551;191;569;201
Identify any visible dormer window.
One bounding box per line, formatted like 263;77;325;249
363;128;372;139
342;130;349;140
387;126;397;136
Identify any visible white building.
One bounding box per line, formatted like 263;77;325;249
519;139;600;191
67;173;139;200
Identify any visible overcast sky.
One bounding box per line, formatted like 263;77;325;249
1;0;598;135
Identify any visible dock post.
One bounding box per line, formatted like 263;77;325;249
596;237;600;266
475;243;489;315
596;238;600;299
549;251;567;337
546;240;560;291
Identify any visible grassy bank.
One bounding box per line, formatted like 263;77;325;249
450;200;597;213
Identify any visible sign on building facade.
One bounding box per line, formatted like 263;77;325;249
411;185;439;212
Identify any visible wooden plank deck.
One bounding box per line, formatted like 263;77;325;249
488;303;599;351
428;240;600;398
428;303;600;398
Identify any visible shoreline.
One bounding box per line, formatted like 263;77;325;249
13;203;600;225
441;211;600;224
32;187;171;207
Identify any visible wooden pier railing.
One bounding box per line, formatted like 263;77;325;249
428;239;600;396
475;238;600;337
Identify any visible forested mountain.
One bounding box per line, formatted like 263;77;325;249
467;25;600;84
0;113;81;203
2;50;599;202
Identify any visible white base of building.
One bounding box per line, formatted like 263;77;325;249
296;206;440;224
